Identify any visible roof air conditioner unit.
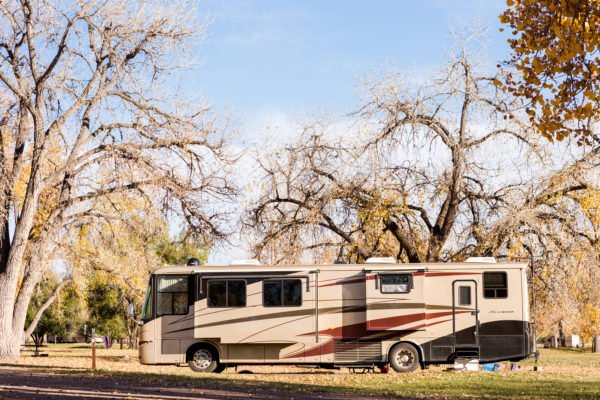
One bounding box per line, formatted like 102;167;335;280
465;257;497;263
365;257;396;264
230;259;261;266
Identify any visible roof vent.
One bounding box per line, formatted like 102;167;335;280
365;257;396;264
465;257;497;263
186;258;201;266
230;259;261;266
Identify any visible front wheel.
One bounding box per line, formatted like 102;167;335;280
188;347;221;373
389;343;420;373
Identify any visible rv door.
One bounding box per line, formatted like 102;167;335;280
452;280;479;347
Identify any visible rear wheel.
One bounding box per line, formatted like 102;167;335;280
389;343;420;373
188;346;221;373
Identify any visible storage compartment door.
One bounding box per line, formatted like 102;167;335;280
365;271;425;331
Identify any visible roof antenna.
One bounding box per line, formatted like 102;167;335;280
187;258;201;266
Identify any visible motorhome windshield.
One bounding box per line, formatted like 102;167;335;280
141;279;153;320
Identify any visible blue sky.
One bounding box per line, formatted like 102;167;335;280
186;0;512;263
187;0;509;117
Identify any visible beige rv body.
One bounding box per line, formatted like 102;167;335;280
139;261;533;370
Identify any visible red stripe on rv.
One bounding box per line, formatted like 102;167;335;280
367;310;465;330
306;311;467;337
288;317;455;359
284;339;335;359
408;318;452;330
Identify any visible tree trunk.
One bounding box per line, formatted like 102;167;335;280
127;324;140;350
23;279;71;339
558;321;565;347
0;259;22;360
0;186;43;360
0;213;59;360
386;220;421;262
593;336;600;353
16;262;45;341
0;327;20;360
0;270;19;360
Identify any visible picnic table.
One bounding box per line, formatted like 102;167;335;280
20;336;48;357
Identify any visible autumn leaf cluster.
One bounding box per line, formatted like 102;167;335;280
500;0;600;144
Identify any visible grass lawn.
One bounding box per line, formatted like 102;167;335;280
3;344;599;399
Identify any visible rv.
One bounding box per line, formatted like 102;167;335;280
138;257;534;373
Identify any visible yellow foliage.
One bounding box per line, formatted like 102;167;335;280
500;0;600;144
579;189;600;224
580;303;600;339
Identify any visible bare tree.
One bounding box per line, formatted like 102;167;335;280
245;48;598;267
0;0;235;359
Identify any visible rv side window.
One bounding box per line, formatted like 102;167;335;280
483;272;508;298
380;274;412;294
263;279;302;307
157;276;188;316
207;280;246;307
459;286;472;305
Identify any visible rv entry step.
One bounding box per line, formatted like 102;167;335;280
454;346;480;359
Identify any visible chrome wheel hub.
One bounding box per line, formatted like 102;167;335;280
193;349;212;369
397;350;414;367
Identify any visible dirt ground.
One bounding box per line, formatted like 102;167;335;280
0;366;397;400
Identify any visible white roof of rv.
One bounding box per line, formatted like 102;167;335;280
465;257;497;263
152;261;526;274
230;259;261;266
365;257;396;264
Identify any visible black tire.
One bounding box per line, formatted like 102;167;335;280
188;345;221;373
389;343;420;373
214;363;227;373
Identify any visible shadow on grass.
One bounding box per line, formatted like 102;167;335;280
230;370;335;375
0;363;89;371
0;367;400;399
2;364;599;400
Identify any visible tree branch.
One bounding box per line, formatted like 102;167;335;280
23;279;71;339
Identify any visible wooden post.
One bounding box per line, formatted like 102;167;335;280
530;255;538;350
91;328;96;370
92;341;96;369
